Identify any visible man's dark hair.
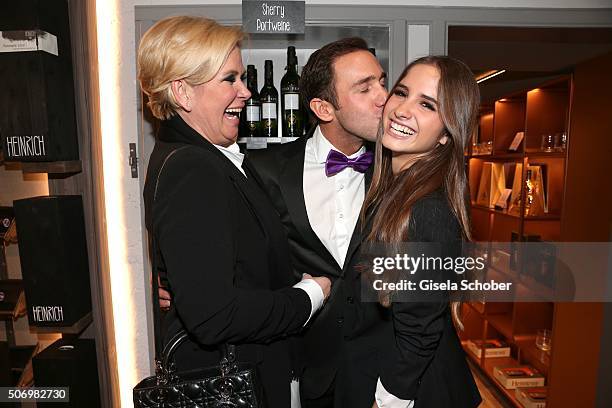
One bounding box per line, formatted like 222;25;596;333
300;37;369;124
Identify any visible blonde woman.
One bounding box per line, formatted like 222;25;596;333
139;16;330;407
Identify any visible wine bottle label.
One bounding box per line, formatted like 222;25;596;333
284;93;299;110
262;102;277;119
246;106;261;121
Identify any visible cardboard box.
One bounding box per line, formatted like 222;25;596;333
493;365;545;389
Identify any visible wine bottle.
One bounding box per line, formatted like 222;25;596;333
240;64;261;138
280;46;303;138
260;60;278;138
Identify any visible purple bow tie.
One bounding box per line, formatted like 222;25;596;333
325;149;373;177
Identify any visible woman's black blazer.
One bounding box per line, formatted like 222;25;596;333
143;115;311;407
338;190;482;407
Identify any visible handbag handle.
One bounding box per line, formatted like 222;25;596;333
161;331;238;378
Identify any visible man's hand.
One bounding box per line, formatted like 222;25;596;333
302;273;331;299
158;276;171;310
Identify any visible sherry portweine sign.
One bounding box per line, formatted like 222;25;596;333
242;0;305;34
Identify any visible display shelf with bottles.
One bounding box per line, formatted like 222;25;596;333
229;24;390;145
468;80;570;244
461;52;612;408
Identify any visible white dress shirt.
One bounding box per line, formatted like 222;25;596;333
301;129;413;407
304;126;366;269
214;142;246;176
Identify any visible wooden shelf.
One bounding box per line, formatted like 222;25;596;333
471;203;522;220
469;153;524;161
20;160;82;175
471;203;561;222
524;150;566;159
523;214;561;221
237;137;298;146
470;151;566;160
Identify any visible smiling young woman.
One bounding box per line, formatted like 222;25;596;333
356;56;482;408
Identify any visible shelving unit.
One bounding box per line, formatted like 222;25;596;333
460;51;612;408
463;75;568;406
237;136;298;150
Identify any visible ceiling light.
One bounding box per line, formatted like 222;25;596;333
476;69;506;84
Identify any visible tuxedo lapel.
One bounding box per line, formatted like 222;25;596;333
278;139;342;273
342;164;374;274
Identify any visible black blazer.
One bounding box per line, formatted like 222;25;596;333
337;190;482;408
248;132;375;399
142;115;312;407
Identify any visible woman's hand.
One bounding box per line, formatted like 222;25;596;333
302;273;331;299
372;402;379;408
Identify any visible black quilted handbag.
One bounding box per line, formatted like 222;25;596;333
132;331;262;407
133;146;263;407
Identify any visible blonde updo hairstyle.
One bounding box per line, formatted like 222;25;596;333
137;16;245;120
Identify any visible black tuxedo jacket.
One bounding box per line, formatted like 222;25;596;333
248;132;379;399
143;115;312;407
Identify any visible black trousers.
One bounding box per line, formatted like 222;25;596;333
301;379;335;408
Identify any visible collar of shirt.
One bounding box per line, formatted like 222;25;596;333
312;125;366;164
213;142;246;176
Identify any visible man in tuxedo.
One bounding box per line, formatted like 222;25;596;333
248;37;388;407
159;37;393;406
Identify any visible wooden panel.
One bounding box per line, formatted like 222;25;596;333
487;312;513;339
525;81;570;151
523;219;561;241
468;158;484;202
513;302;554;337
493;98;526;154
490;213;521;242
561;52;612;242
479;112;494;143
548;303;604;408
458;303;485;341
470;206;492;242
548;51;612;408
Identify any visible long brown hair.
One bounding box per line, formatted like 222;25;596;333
361;56;479;243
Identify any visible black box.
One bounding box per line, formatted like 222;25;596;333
0;0;79;162
32;338;101;407
13;195;91;328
